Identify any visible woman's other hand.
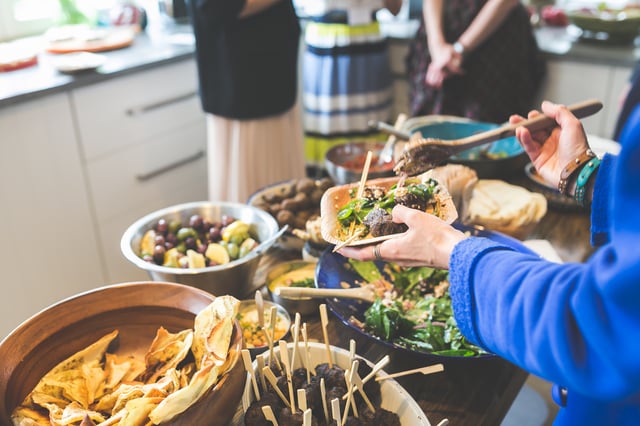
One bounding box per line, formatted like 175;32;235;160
510;101;590;188
425;43;463;88
338;205;467;269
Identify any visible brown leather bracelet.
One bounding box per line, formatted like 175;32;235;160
558;149;595;195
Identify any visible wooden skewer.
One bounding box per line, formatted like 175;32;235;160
320;377;329;423
332;228;364;252
241;349;260;401
256;353;267;391
342;355;390;400
350;361;375;412
319;304;332;368
349;339;356;365
256;290;265;328
303;408;312;426
291;312;301;370
268;306;282;372
342;365;358;425
436;419;450;426
356;150;373;200
298;388;307;412
279;340;296;413
261;405;279;426
301;323;311;383
375;363;444;381
331;398;341;425
262;366;291;408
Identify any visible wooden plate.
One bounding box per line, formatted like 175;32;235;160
320;176;458;246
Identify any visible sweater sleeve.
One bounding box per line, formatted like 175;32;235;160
450;236;640;401
590;152;615;246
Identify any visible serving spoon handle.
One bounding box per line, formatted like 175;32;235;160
275;286;376;303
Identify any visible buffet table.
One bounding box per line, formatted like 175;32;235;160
231;200;594;425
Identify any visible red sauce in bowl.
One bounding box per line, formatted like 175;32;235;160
341;153;394;172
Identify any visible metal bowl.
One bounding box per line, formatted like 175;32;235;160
266;260;320;317
403;116;528;179
325;141;396;185
121;201;280;298
0;282;245;425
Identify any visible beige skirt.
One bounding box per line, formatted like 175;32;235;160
206;102;306;203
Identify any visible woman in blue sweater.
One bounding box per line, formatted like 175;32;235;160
339;101;640;425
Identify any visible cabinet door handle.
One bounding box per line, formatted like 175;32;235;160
136;149;205;182
126;91;197;116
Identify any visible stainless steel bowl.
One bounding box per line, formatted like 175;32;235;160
121;201;280;298
325;141;396;185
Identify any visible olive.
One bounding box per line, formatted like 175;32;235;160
184;236;197;251
153;245;166;265
221;215;235;227
227;242;239;259
166;233;177;246
168;219;182;235
176;227;197;242
164;241;174;251
154;234;165;246
156;218;168;235
189;214;204;231
176;242;187;254
197;243;207;254
209;226;221;242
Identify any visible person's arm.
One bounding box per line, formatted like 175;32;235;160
455;0;518;54
238;0;282;18
383;0;403;16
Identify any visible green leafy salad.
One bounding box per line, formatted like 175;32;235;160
347;259;485;357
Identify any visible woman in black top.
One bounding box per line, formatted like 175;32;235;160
188;0;306;202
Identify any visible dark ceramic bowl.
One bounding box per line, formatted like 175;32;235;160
403;116;528;179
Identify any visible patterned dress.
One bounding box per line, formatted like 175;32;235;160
302;4;394;175
407;0;546;124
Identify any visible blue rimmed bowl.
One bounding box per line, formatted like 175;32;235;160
403;116;528;178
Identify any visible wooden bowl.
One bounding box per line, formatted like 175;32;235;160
0;281;246;425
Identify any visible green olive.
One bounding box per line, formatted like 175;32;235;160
176;227;197;242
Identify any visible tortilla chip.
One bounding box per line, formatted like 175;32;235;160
192;296;239;368
11;406;50;426
139;327;193;384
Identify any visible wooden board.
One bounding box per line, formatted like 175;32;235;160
45;27;135;54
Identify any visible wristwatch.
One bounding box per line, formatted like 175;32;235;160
453;41;466;56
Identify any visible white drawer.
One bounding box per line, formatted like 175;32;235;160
72;59;204;161
85;119;208;225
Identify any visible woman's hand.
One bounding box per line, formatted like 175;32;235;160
511;101;590;188
425;43;464;88
338;205;467;269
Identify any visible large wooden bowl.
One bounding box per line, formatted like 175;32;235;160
0;282;245;425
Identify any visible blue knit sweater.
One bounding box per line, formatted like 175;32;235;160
449;122;640;425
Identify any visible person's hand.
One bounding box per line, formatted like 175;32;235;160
425;43;464;89
337;205;467;270
510;101;590;188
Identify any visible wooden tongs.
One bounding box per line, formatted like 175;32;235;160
393;99;603;176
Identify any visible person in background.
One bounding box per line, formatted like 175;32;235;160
188;0;306;203
408;0;546;123
301;0;403;177
338;101;640;425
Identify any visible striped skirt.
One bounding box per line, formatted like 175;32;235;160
302;20;393;171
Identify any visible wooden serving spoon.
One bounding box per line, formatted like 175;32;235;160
275;285;377;303
394;99;603;176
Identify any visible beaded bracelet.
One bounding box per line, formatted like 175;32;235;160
558;149;596;195
574;157;601;207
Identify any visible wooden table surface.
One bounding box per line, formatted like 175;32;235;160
232;195;594;426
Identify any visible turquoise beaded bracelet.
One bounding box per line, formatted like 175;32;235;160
574;156;601;207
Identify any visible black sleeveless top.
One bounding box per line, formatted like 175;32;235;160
188;0;301;119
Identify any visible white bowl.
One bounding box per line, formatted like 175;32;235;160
241;341;431;425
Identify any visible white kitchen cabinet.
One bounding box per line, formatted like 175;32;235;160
71;59;208;284
536;59;632;139
0;93;105;338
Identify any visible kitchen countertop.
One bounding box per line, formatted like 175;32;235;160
0;24;196;108
1;22;639;109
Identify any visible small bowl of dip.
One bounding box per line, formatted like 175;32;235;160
237;299;291;356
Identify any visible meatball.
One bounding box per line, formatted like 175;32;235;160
363;207;407;237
